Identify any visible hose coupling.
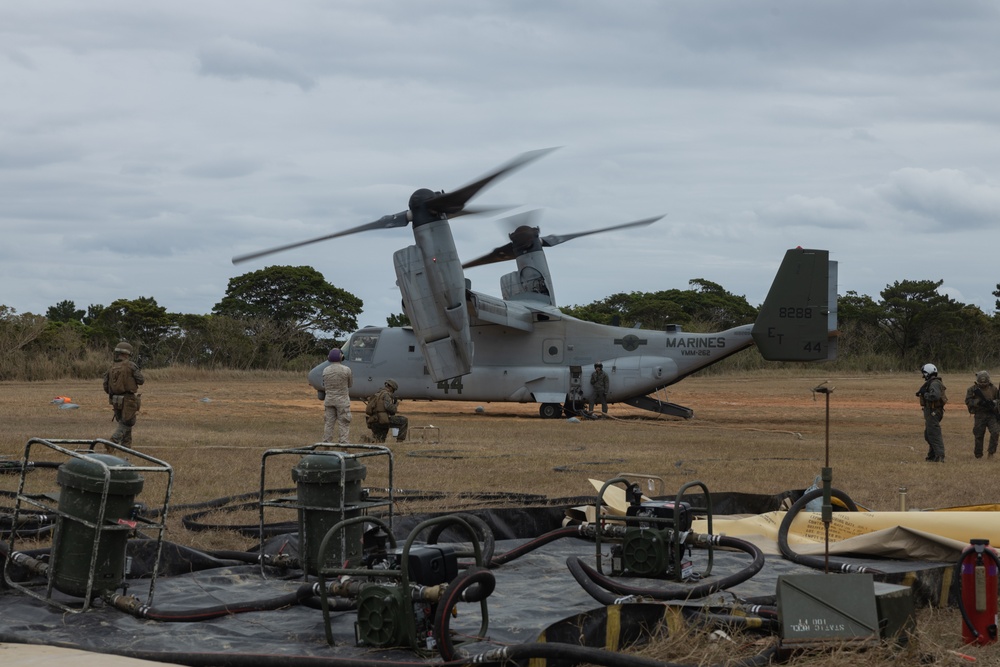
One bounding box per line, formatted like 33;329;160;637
10;550;49;577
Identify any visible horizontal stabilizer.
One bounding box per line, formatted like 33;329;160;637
752;248;836;362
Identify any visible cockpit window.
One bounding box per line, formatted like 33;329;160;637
346;332;379;363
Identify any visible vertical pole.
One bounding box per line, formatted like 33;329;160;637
812;382;834;575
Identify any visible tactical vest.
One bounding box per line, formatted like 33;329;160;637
107;361;139;394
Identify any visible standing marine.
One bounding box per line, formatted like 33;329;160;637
916;363;947;462
964;370;999;459
102;341;144;449
321;348;353;444
589;362;610;416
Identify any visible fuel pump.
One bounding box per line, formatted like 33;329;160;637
316;514;493;659
595;478;714;581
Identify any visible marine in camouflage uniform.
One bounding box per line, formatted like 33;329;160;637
365;379;408;442
589;362;610;415
322;348;353;444
964;370;1000;459
102;342;144;449
916;363;947;462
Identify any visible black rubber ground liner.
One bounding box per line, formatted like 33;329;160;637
0;497;957;664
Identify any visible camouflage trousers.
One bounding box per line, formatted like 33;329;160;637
972;412;1000;458
111;409;137;448
323;403;352;444
368;415;408;442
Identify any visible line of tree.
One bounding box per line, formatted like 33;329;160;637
0;266;362;381
560;278;1000;373
2;267;998;381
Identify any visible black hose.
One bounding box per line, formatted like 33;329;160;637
114;582;317;622
474;640;778;667
432;566;497;661
0;634;476;667
489;525;583;567
567;535;765;602
776;487;884;574
425;512;496;566
203;549;266;564
299;595;357;612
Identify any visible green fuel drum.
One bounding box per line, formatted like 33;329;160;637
52;454;144;598
292;453;366;574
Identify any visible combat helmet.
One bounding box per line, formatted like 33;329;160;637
114;342;134;357
384;379;399;391
976;370;991;386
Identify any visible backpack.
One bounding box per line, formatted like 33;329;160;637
107;361;137;395
365;393;379;417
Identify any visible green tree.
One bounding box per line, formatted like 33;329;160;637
0;306;47;379
878;279;963;365
387;312;410;327
90;297;171;361
83;304;105;326
46;300;85;323
213;266;363;339
834;291;890;365
563;280;756;332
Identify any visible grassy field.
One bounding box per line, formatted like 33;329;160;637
2;368;999;665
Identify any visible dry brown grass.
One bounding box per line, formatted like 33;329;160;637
4;369;1000;665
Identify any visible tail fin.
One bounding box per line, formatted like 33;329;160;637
751;248;838;362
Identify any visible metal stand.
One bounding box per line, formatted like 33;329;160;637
3;438;172;612
811;382;835;574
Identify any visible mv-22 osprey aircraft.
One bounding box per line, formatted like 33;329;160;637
234;149;838;419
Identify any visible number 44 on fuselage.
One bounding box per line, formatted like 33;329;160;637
310;247;838;419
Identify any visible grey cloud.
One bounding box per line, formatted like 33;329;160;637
755;195;865;230
182;157;261;179
0;143;81;170
873;168;1000;230
197;36;316;91
2;46;35;69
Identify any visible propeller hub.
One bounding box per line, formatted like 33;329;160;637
409;188;446;226
509;225;543;255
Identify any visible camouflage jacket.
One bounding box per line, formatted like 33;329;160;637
590;369;610;394
103;360;144;396
965;382;999;414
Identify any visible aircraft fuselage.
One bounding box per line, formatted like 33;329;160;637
312;306;755;407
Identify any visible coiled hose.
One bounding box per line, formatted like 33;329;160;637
777;487;883;574
567;534;765;603
432;565;497;661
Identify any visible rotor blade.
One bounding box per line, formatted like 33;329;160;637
462;243;517;269
463;210;544;268
232;211;410;264
428;147;559;216
540;215;665;248
448;204;518;219
498;209;543;234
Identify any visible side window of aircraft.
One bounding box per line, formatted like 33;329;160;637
347;333;380;363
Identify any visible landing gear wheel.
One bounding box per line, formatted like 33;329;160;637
539;403;561;419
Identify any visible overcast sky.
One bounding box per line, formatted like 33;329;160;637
4;1;999;332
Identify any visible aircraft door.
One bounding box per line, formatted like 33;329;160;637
543;338;564;364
